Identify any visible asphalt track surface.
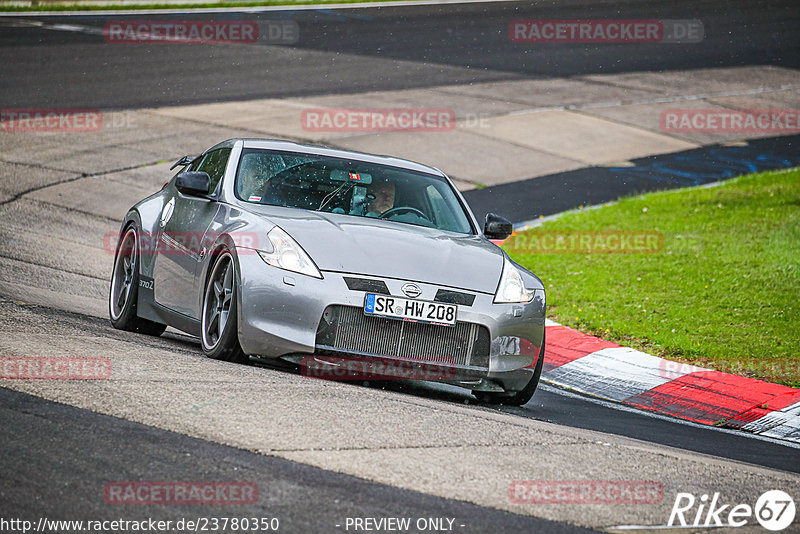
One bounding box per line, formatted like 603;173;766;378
0;0;798;108
0;386;594;534
2;1;800;532
0;299;798;533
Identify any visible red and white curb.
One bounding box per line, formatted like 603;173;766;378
542;319;800;444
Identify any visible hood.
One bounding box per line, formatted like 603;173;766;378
252;206;504;294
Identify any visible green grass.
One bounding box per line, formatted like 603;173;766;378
505;168;800;387
0;0;409;12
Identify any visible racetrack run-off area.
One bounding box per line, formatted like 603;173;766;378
1;1;799;532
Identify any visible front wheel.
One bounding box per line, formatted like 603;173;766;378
474;332;545;406
201;251;246;363
109;225;166;336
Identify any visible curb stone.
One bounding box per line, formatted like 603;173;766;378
542;319;800;444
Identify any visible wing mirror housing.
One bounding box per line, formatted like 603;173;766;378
175;171;211;196
484;213;513;240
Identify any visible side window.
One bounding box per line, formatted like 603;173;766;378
425;183;468;232
195;148;232;194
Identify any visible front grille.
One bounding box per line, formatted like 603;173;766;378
316;305;490;368
343;277;390;295
435;289;476;307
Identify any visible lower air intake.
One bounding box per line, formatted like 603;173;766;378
316;305;489;368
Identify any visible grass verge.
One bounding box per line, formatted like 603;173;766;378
505;168;800;387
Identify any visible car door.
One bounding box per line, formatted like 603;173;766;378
152;148;230;318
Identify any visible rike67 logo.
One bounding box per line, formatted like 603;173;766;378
669;490;795;531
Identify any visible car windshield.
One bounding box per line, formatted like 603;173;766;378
235;149;473;234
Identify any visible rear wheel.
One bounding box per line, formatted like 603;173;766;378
475;332;545;406
201;251;247;363
109;225;166;336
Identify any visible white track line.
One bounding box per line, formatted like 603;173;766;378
0;0;521;17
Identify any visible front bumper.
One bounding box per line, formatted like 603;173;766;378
235;251;545;386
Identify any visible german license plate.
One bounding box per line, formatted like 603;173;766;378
364;293;457;327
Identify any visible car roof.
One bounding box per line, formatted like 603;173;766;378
216;138;446;177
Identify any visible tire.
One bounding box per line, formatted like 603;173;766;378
200;251;247;363
109;224;167;336
475;331;545;406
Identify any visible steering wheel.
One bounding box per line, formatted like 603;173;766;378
379;206;429;220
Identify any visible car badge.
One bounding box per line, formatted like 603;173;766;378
402;283;422;298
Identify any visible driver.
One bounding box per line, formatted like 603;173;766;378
238;162;262;199
238;160;272;202
366;180;396;217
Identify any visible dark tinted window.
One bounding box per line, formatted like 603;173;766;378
195;148;231;194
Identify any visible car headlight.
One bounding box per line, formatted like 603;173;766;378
494;258;534;303
257;226;323;279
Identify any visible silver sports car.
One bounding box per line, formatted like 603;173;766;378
109;139;546;405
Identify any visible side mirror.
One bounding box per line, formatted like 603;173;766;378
175;171;211;196
484;213;513;240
